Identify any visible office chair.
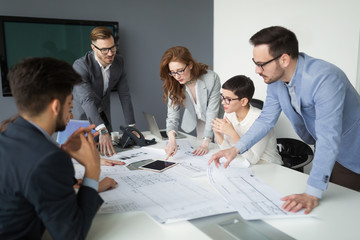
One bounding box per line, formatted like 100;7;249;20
250;98;264;109
276;138;314;173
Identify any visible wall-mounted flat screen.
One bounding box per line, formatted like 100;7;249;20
0;16;119;96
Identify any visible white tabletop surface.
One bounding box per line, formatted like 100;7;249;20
43;131;360;240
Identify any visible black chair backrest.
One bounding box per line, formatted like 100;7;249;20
277;138;314;172
250;99;264;109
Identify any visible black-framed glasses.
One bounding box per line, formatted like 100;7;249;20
92;44;117;54
220;93;241;105
252;54;282;70
168;65;188;77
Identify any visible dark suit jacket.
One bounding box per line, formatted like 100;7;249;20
0;117;103;240
72;51;135;131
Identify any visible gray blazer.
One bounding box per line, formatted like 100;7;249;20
166;70;222;139
72;51;135;131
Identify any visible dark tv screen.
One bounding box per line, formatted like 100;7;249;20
0;16;119;96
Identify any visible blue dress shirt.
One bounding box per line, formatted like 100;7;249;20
235;53;360;198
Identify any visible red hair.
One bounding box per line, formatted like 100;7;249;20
160;46;208;107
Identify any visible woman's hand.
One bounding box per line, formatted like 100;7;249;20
212;117;235;136
165;131;177;159
212;117;239;144
193;140;209;156
165;140;178;159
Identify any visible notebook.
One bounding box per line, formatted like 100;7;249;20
143;112;186;140
56;119;95;145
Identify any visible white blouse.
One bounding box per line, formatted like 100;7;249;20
219;105;282;165
185;83;205;121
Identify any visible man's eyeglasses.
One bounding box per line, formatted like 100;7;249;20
221;93;241;105
92;44;117;55
168;65;188;77
252;54;282;70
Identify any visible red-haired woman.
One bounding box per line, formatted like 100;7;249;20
160;46;222;157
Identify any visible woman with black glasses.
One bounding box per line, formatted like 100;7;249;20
160;46;222;158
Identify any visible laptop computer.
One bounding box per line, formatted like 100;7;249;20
143;112;186;140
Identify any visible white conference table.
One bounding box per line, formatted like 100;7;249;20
43;132;360;240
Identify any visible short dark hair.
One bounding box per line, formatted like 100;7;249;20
8;57;82;116
249;26;299;59
222;75;255;103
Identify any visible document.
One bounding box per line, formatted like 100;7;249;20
165;139;213;177
208;165;308;220
101;147;163;165
97;168;234;223
138;139;210;177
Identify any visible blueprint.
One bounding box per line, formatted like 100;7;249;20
208;165;308;220
96;167;234;223
73;140;304;224
74;145;234;224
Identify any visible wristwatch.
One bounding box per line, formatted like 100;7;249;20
203;136;212;142
99;128;109;135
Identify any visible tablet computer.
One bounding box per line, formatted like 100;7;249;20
139;160;178;173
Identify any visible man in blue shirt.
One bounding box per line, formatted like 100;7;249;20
209;26;360;214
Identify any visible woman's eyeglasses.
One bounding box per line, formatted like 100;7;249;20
221;93;241;105
168;65;188;77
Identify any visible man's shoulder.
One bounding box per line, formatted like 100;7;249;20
73;51;94;67
2;118;65;157
73;51;101;77
0;121;68;181
300;52;341;73
298;52;348;87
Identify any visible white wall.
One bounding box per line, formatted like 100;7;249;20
214;0;360;173
214;0;360;138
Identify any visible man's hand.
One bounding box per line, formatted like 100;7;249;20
61;125;100;180
100;158;125;166
99;133;116;157
98;177;118;192
208;147;239;168
73;179;83;189
74;178;118;192
281;193;319;214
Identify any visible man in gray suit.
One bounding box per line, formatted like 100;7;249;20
73;26;136;156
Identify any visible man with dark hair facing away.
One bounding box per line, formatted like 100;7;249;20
0;57;103;239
